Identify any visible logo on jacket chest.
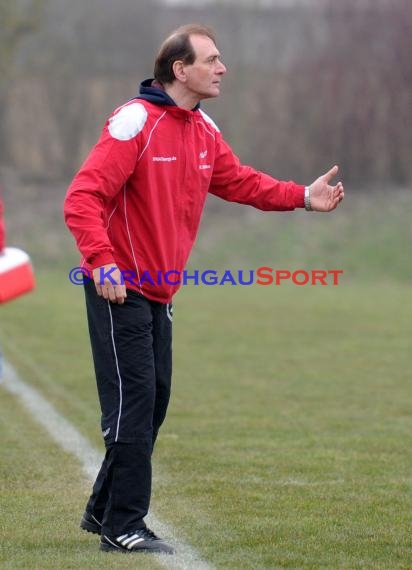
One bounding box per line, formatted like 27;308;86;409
199;149;211;170
152;156;177;162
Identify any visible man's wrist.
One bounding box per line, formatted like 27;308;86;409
304;186;312;211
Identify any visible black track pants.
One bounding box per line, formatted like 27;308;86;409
83;280;172;535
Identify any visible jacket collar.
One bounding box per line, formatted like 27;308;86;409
137;78;201;112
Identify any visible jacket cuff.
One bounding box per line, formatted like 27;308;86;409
292;184;306;208
88;252;116;270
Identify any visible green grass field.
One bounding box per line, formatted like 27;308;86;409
1;190;412;568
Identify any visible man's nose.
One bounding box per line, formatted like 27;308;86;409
217;60;227;74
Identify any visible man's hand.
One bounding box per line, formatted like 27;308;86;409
308;165;344;212
93;264;127;304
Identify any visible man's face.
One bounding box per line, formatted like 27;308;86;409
183;34;227;100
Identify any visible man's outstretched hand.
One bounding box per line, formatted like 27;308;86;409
309;165;344;212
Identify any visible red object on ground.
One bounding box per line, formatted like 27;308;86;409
0;247;35;303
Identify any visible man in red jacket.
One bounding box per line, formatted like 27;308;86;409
64;23;344;555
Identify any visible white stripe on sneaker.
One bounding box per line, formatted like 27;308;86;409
120;534;140;546
126;537;145;549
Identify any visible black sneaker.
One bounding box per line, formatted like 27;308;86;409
100;528;175;554
80;511;102;535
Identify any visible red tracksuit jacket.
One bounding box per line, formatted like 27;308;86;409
64;79;305;303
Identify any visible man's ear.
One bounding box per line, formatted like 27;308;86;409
172;60;187;83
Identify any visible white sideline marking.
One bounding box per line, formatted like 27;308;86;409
275;478;344;487
2;360;214;570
